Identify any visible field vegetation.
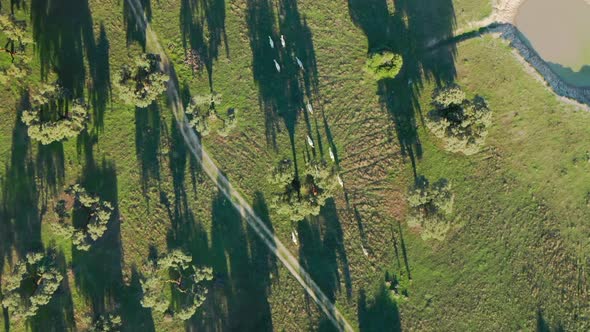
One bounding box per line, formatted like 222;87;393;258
1;0;589;331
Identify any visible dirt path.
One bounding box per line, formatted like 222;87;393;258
124;0;354;331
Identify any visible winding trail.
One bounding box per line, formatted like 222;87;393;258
124;0;354;331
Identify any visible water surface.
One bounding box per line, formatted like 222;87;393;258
516;0;590;87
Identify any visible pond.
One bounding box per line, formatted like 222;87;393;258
515;0;590;87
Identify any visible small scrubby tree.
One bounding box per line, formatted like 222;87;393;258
426;84;492;155
269;160;340;221
0;14;31;85
185;92;237;137
21;83;89;145
52;184;114;251
0;14;32;61
114;54;169;108
140;250;213;321
365;50;403;80
1;252;63;320
406;176;454;241
88;313;122;332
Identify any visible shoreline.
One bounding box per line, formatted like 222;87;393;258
456;0;590;109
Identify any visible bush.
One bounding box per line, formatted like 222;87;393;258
0;63;28;85
0;14;32;59
426;85;492;155
185;93;237;137
114;54;169;108
365;50;403;80
52;184;114;251
269;160;340;221
140;250;213;321
21;84;89;145
88;314;122;332
1;252;63;320
406;176;454;241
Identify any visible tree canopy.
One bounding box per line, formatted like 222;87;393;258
185;92;237;137
406;176;454;241
114;54;169;108
52;184;114;251
0;13;32;60
0;14;32;84
140;250;213;321
269;160;340;221
21;84;89;145
365;50;403;80
1;252;63;320
88;314;122;332
426;85;492;155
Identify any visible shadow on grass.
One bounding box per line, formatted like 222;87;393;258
123;0;152;51
206;185;276;331
8;0;26;14
30;0;95;98
30;0;112;136
297;198;352;326
72;136;155;331
536;309;564;332
36;141;65;202
357;287;401;332
0;91;42;272
246;0;319;170
29;248;76;332
180;0;229;89
347;0;458;178
89;24;112;133
135;104;163;195
167;172;276;330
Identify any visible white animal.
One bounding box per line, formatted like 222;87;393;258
274;59;281;72
306;103;313;115
329;147;335;161
281;35;286;48
307;135;314;148
269;36;274;48
337;174;344;187
291;231;298;245
296;57;304;70
361;244;369;257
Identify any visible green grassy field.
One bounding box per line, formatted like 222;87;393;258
1;0;589;331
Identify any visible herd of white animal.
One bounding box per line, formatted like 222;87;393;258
269;34;306;73
267;35;351;248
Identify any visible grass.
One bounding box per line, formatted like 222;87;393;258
2;0;589;331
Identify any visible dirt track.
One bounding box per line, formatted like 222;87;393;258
124;0;354;331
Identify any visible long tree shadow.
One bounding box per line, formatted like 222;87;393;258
8;0;26;14
72;136;155;331
71;147;121;317
121;267;157;332
123;0;151;51
536;309;564;332
246;0;319;173
90;23;112;133
0;92;42;271
297;198;352;325
30;248;76;332
348;0;457;177
180;0;229;88
357;287;401;332
193;178;275;331
135;104;163;195
35;141;65;202
30;0;95;98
